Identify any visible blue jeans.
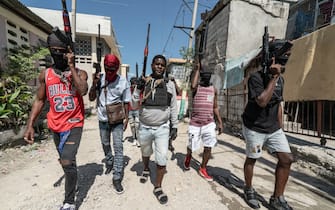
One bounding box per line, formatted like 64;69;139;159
128;110;139;139
99;121;124;180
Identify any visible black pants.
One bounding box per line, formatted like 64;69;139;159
53;127;82;204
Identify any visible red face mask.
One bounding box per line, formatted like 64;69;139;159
105;70;117;82
104;54;120;82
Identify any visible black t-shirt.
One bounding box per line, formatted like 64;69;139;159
242;70;284;133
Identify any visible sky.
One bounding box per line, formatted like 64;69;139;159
19;0;218;77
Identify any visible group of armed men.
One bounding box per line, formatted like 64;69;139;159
23;30;293;210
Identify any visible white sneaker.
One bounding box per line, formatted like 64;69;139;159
60;203;75;210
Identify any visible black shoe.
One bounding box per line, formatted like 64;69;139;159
269;195;293;210
244;187;260;209
113;179;124;194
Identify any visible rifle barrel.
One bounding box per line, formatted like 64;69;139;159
142;23;150;77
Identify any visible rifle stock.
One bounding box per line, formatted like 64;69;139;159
142;23;150;77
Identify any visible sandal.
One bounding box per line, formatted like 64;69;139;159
140;170;150;183
153;187;168;204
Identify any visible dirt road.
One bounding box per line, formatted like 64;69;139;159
0;115;334;210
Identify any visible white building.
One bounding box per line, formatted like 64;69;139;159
29;7;127;109
0;0;52;67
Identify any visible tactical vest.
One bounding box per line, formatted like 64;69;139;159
142;78;171;107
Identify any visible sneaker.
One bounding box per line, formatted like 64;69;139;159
113;179;124;194
269;195;293;210
243;187;260;209
60;203;75;210
198;167;213;181
183;155;191;170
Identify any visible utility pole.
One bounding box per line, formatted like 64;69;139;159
71;0;76;41
178;0;198;120
188;0;198;50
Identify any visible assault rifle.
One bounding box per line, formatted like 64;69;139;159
136;62;139;78
142;23;150;77
262;26;270;74
53;0;74;51
93;24;102;74
262;26;293;74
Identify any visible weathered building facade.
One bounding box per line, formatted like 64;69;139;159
0;0;52;67
194;0;290;129
29;7;123;109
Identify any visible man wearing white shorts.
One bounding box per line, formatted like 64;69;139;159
183;59;223;182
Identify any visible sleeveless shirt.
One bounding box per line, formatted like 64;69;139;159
190;85;215;126
45;68;84;132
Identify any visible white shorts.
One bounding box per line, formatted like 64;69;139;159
188;122;217;152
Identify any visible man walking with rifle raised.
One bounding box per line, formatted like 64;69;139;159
24;1;88;209
89;23;131;194
131;23;178;205
242;26;294;210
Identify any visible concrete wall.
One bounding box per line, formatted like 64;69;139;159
28;7;122;111
29;7;120;59
226;0;289;59
198;0;289;92
0;6;49;65
195;0;290;125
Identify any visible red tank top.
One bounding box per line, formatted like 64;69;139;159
45;68;84;132
190;85;215;126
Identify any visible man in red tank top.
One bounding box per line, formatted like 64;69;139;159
183;59;223;182
24;31;88;210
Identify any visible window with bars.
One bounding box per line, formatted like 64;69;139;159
170;64;188;80
75;36;92;56
6;20;29;49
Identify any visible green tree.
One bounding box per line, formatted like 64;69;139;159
0;47;49;131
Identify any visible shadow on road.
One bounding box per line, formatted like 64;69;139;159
210;166;271;209
75;163;103;209
130;159;157;185
216;138;335;200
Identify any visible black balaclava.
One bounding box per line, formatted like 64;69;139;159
200;72;212;87
47;32;68;71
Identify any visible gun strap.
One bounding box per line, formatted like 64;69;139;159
142;78;163;101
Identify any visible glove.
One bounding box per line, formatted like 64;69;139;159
136;78;146;90
170;128;177;140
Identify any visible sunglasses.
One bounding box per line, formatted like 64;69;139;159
104;65;118;71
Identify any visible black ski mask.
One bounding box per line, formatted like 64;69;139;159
47;32;68;71
200;72;212;87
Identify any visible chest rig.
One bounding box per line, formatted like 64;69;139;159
142;77;171;107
